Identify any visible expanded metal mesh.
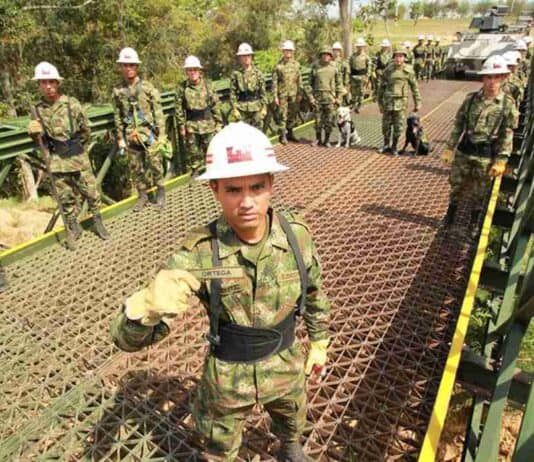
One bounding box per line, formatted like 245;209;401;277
0;80;480;461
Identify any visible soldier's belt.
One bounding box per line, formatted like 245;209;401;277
458;137;495;158
211;312;296;364
237;91;260;102
186;108;213;121
351;69;367;76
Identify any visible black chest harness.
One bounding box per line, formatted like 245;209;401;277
206;212;308;363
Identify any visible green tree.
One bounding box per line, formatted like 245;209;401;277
409;1;424;26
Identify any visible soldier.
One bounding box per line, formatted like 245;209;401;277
110;122;331;462
332;41;351;107
377;46;421;155
424;35;435;81
524;36;533;61
307;47;342;147
175;56;223;175
348;37;371;113
404;41;414;66
514;39;530;84
413;35;427;80
373;39;392;94
230;43;267;130
433;37;443;77
27;62;109;244
272;40;303;145
441;56;517;237
112;47;167;212
502;51;525;109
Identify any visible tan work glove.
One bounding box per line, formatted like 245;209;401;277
125;269;201;326
489;159;507;177
441;148;454;165
305;339;329;380
231;107;241;121
260;106;267;118
28;120;43;136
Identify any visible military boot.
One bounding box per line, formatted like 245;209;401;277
469;209;482;240
92;212;110;240
287;128;298;142
378;138;390;153
280;129;288;145
353;102;361;113
277;442;314;462
324;130;332;148
312;130;322;147
156;186;165;209
443;202;458;226
133;189;149;212
66;215;82;240
391;137;399;156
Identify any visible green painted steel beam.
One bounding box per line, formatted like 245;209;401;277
512;380;534;462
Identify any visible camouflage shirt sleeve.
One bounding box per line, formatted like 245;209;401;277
495;96;516;161
409;70;422;108
70;97;91;147
174;82;186;130
111;87;124;144
257;68;267;107
271;64;279;96
209;80;223;127
230;71;238;109
447;96;469;150
149;84;167;138
334;66;342;101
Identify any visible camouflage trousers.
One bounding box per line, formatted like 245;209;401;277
351;76;367;107
424;60;434;80
127;144;164;192
382;109;406;142
238;109;264;130
185;131;215;172
414;61;425;80
277;95;300;132
193;365;306;461
449;152;493;204
52;169;101;218
314;103;336;131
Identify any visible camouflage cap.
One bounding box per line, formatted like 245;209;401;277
319;46;334;56
393;46;407;56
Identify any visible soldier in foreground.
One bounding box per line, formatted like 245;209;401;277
27;62;109;244
230;43;267;129
332;41;351;106
377;46;421;155
272;40;303;145
111;122;331;461
348;37;370;113
112;47;168;212
441;56;517;237
175;55;223;174
308;47;342;147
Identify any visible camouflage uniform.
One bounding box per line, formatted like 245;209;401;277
230;66;267;129
373;49;392;95
378;61;421;151
34;95;101;219
433;43;444;76
111;209;331;461
424;42;436;81
502;73;524;110
334;56;351;106
405;49;414;66
272;57;303;137
413;43;426;80
175;77;223;172
447;90;517;205
112;77;166;192
349;51;370;110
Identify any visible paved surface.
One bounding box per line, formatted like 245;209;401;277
0;79;481;461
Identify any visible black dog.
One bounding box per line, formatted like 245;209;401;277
401;114;431;155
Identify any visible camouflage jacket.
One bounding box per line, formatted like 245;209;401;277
111;209;331;408
272;58;302;98
425;44;436;61
174;77;223;135
112;77;166;145
349;52;370;79
405;50;414;66
34;94;91;173
230;66;267;112
502;74;524;109
413;44;427;63
307;61;342;104
447;90;517;161
378;63;421;111
374;51;392;74
334;57;351;90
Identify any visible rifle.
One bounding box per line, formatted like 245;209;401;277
30;107;77;250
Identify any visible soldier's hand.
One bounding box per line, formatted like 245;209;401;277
260;106;267;118
179;127;186;138
441;148;454;164
27;120;43;136
489;159;507;177
413;106;420;113
296;94;302;104
231;107;241;120
117;139;127;150
305;339;329;381
125;269;201;326
274;96;280;106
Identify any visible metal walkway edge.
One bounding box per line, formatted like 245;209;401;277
0;80;481;461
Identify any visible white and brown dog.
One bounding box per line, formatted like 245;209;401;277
336;106;361;148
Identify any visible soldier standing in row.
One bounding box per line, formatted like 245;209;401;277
413;35;426;80
111;122;331;462
441;56;517;237
332;42;351;106
424;35;435;81
377;46;421;155
272;40;303;145
349;37;371;113
175;56;223;175
433;37;443;77
112;48;167;212
404;41;414;66
502;51;525;109
515;39;530;84
230;43;267;130
27;62;109;244
373;39;392;95
308;47;342;147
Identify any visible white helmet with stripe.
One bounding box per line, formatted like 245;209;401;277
33;62;63;80
117;47;141;64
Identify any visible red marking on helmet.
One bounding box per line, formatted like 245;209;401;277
43;69;50;75
266;147;275;157
226;146;252;163
206;153;213;164
493;63;502;69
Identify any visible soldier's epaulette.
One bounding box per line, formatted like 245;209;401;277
180;225;212;251
282;211;311;233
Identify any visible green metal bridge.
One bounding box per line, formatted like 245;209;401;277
0;77;532;461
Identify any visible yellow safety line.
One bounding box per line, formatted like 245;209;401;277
418;176;502;462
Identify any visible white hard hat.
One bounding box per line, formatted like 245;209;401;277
503;51;520;66
33;62;63;81
197;122;288;181
418;34;425;40
523;36;532;44
435;36;441;42
236;43;254;56
117;47;141;64
404;41;412;48
478;55;510;75
183;55;203;69
355;38;366;47
427;34;433;40
281;40;295;51
332;41;343;50
515;39;527;51
381;39;391;47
